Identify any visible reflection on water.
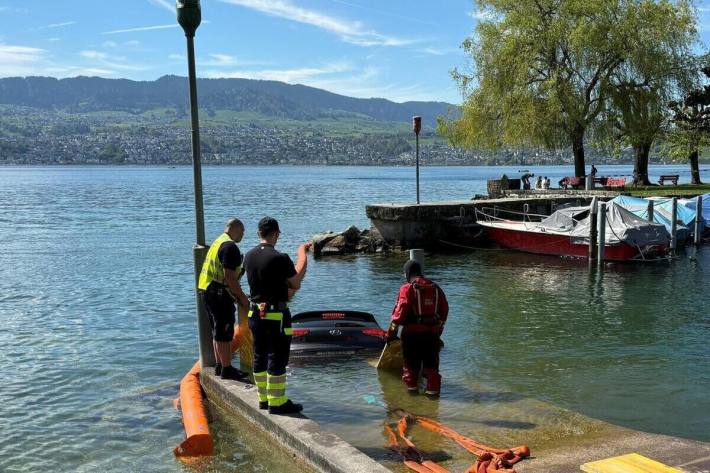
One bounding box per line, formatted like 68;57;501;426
0;165;707;472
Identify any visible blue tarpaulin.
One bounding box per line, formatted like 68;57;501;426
610;195;698;241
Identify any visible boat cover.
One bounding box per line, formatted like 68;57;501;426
539;202;670;246
611;195;691;241
677;193;709;231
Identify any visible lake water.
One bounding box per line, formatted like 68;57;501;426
0;165;708;472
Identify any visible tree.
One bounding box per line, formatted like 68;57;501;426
440;0;697;178
665;64;710;185
602;0;697;185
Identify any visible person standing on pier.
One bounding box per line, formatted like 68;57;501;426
243;217;311;414
386;260;449;396
198;218;250;380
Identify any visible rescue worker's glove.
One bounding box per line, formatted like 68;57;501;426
385;322;399;344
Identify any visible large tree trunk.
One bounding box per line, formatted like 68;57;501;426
689;150;702;185
571;126;586;177
633;143;652;186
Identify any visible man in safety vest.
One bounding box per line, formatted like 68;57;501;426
386;260;449;396
198;218;250;381
243;217;311;415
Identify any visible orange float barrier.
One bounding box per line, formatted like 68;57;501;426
173;361;213;458
386;412;530;473
173;326;243;459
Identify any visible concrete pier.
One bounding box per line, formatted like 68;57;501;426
367;194;601;248
201;373;391;473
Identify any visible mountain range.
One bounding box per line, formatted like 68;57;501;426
0;75;456;126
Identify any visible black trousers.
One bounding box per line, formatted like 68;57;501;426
401;330;440;371
249;309;292;376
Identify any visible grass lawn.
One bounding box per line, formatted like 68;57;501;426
623;183;710;197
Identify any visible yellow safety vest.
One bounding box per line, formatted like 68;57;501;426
198;233;240;291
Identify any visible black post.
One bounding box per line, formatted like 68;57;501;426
413;116;421;205
178;0;213;368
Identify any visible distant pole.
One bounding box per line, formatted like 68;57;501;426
589;197;598;262
647;200;654;223
671;197;678;255
413;116;421;205
695;195;703;246
598;202;607;264
178;0;214;368
410;249;425;272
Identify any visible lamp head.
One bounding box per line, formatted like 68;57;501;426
177;0;201;37
412;116;422;135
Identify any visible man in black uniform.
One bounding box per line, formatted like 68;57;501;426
198;218;250;380
243;217;310;414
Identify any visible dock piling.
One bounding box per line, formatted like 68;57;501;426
589;197;598;262
695;195;703;246
598;202;607;264
647;200;654;223
671;197;678;255
410;249;425;272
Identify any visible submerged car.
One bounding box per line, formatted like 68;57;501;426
290;310;386;357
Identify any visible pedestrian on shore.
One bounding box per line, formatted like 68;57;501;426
591;164;598;177
386;260;449;396
243;217;311;414
198;218;250;380
535;176;543;189
543;176;551;189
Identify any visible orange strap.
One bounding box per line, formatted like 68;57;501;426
387;413;530;473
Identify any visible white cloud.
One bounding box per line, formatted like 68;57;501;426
206;62;351;82
421;47;445;56
148;0;174;13
124;40;142;47
218;0;417;47
102;40;119;48
46;21;76;28
79;50;149;71
0;44;116;78
204;62;442;102
102;24;179;35
169;53;185;60
48;38;61;42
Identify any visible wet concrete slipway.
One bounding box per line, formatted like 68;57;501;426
200;362;710;473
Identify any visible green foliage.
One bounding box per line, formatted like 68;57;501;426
441;0;700;176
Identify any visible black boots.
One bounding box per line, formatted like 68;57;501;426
268;399;303;415
220;365;248;381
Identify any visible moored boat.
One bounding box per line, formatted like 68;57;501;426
477;202;670;261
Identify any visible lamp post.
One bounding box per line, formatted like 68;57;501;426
413;116;421;205
177;0;214;368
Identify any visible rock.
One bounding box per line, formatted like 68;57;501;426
312;231;339;258
342;225;361;243
312;225;390;257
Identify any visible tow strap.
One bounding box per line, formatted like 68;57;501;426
386;411;530;473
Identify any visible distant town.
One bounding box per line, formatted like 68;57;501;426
0;104;632;166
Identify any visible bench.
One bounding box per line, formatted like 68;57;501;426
658;174;679;185
593;177;607;186
604;177;625;190
559;176;583;190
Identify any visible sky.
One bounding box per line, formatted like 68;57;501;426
1;0;710;104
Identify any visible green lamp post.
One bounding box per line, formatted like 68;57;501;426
177;0;214;368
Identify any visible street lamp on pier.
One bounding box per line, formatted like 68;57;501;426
177;0;214;368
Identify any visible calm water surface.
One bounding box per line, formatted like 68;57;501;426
0;165;708;472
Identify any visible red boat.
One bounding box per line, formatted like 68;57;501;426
477;203;669;261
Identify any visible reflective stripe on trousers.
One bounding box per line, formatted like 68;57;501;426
247;310;293;335
267;373;288;407
253;371;268;403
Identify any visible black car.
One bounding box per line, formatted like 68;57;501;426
290;310;387;357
